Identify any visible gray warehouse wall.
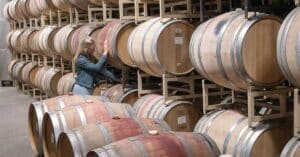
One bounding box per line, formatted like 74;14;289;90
0;0;12;81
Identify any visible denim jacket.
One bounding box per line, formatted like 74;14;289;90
75;54;120;89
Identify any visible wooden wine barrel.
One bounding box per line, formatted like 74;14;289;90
34;66;50;89
8;0;23;21
87;132;220;157
41;68;62;97
27;0;42;17
3;2;12;21
70;24;102;55
95;20;137;68
194;110;292;157
28;29;41;53
38;26;61;57
21;62;38;84
6;31;13;50
92;83;111;95
20;28;36;53
42;101;136;157
277;7;300;87
128;17;194;77
57;118;171;157
52;0;73;12
57;73;76;96
17;0;30;19
280;137;300;157
190;10;283;91
68;0;101;11
12;61;29;81
10;29;23;52
134;94;202;131
101;84;138;105
28;95;110;156
34;0;55;15
54;24;78;60
8;59;19;79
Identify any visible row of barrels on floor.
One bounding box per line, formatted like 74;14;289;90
2;0;117;21
7;8;300;91
28;93;295;157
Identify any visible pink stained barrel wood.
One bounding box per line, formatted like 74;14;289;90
41;68;62;97
128;17;194;77
28;95;110;156
101;84;138;105
21;61;38;84
57;118;171;157
277;7;300;87
92;83;111;95
134;94;202;131
280;137;300;157
42;101;136;157
194;110;293;157
38;26;61;57
54;24;79;60
87;132;220;157
8;59;20;79
57;73;76;96
70;24;102;55
94;20;137;68
189;11;283;91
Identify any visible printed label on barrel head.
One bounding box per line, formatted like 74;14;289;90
175;37;183;45
177;116;187;125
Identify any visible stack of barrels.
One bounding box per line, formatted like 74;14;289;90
27;93;208;157
4;0;300;156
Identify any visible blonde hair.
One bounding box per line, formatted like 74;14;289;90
72;37;95;75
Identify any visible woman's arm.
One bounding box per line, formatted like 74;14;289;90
77;55;107;72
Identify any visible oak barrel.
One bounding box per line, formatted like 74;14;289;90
8;59;19;79
10;29;24;53
54;24;79;60
20;28;37;53
34;66;50;89
194;110;293;157
52;0;73;12
3;2;11;21
128;17;194;77
57;73;76;96
68;0;102;11
87;132;220;157
12;61;29;81
101;84;138;105
21;61;38;85
57;118;171;157
95;20;137;68
280;137;300;157
42;101;136;157
190;10;283;91
28;95;110;156
70;24;102;55
277;7;300;87
41;68;62;97
134;94;202;131
38;26;61;57
27;29;40;53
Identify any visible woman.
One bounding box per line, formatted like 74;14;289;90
72;37;119;95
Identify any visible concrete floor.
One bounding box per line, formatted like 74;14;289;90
0;87;35;157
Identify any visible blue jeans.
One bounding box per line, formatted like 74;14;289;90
73;84;93;95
